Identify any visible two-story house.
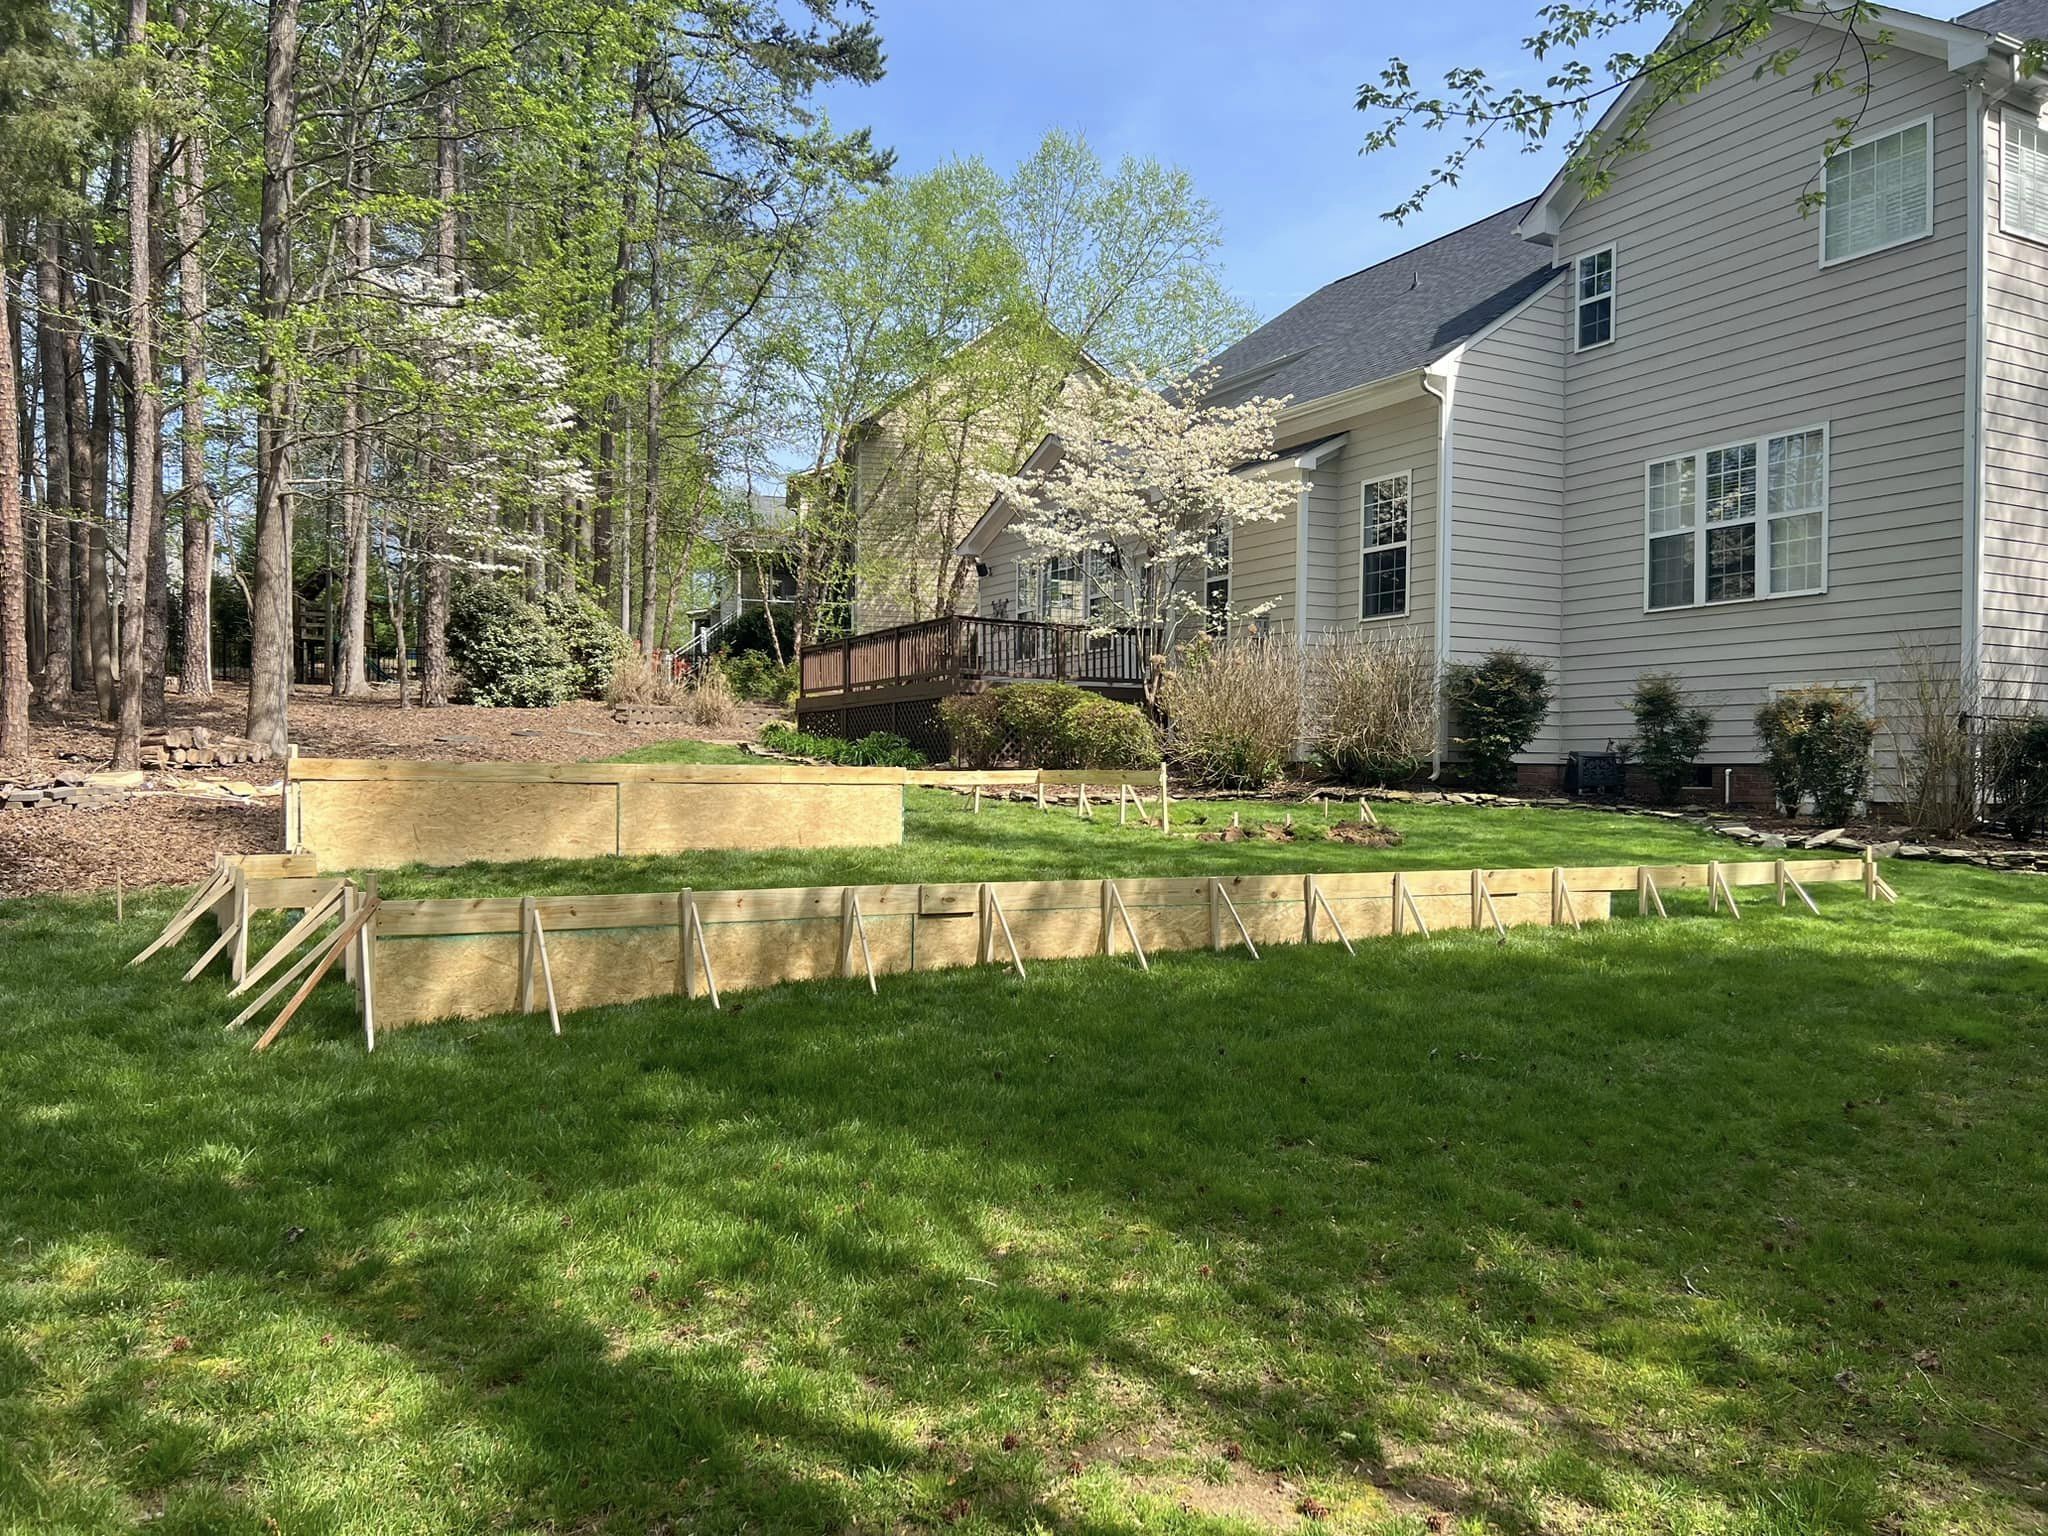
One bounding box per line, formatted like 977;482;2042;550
963;0;2048;802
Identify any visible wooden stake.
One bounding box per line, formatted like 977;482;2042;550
1775;859;1788;908
1709;861;1742;919
229;867;251;984
1209;878;1224;951
687;895;721;1009
1305;876;1353;955
1394;873;1431;937
357;904;377;1051
1103;880;1148;970
1781;863;1821;916
848;893;877;992
232;883;347;998
181;921;240;983
1118;784;1129;826
226;922;335;1031
1637;867;1668;919
519;896;540;1014
1078;782;1090;819
115;876;123;925
1159;764;1170;836
1551;867;1582;931
129;870;232;967
1359;799;1379;827
1036;777;1046;812
253;899;380;1052
972;785;982;814
676;889;693;998
1473;872;1509;942
1211;880;1259;958
527;903;561;1036
1863;846;1878;901
984;886;1027;978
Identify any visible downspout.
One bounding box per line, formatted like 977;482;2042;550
1420;364;1458;780
1963;81;1987;716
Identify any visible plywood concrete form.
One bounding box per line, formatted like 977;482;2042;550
285;757;907;870
364;858;1870;1029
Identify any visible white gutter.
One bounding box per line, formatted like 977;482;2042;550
1420;365;1458;780
1964;81;1986;712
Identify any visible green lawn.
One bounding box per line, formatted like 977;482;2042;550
3;784;2046;1534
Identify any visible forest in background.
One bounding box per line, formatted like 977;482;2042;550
0;0;1255;770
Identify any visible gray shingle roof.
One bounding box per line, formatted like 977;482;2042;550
1205;200;1562;409
1954;0;2048;36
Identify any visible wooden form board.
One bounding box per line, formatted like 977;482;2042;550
362;857;1873;1029
284;757;906;869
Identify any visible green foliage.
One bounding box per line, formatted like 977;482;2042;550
996;683;1097;768
447;582;575;708
759;722;927;768
723;652;797;705
1628;672;1714;804
1445;650;1552;791
1062;695;1161;770
717;609;795;661
1981;715;2048;840
938;691;1005;769
1755;687;1880;823
538;592;631;699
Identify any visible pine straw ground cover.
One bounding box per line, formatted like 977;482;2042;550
2;786;2045;1535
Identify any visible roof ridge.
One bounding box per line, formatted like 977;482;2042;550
1311;196;1538;295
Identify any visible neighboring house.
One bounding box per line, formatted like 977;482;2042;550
964;0;2048;804
835;324;1103;634
686;493;803;652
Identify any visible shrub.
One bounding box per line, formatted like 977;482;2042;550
1888;640;1975;837
1064;695;1161;769
603;650;676;707
1627;672;1713;804
1157;635;1303;790
682;657;740;730
760;722;927;767
1444;649;1552;791
939;692;1005;769
1306;627;1438;786
998;683;1098;768
717;607;795;662
724;651;797;705
538;591;631;699
1981;714;2048;840
447;582;575;707
1754;686;1879;822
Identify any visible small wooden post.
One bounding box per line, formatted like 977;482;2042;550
1470;868;1483;930
1302;875;1318;944
1209;879;1224;951
1863;846;1878;901
1159;764;1170;835
1775;859;1788;907
1105;881;1148;970
115;876;123;925
840;886;859;979
978;883;994;965
1118;783;1129;827
676;889;693;998
519;896;539;1014
1392;872;1406;937
357;903;377;1051
1078;781;1090;819
1100;879;1114;955
229;867;251;983
1036;775;1046;813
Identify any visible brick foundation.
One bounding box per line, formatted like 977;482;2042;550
1507;760;1779;810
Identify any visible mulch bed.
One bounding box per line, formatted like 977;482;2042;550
1;683;784;899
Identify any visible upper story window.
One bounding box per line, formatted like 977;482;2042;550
1820;117;1933;266
1574;246;1615;350
2002;109;2048;242
1645;425;1827;611
1361;473;1411;621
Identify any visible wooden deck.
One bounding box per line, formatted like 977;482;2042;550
795;616;1147;753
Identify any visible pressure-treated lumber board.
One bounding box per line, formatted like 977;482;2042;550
617;780;901;855
288;757;908;869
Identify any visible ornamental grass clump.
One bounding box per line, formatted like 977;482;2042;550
1157;635;1303;790
1754;686;1879;823
1306;627;1438;786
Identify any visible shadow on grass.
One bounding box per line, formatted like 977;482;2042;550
3;859;2047;1533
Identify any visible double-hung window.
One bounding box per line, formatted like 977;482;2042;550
1820;117;1933;265
1645;426;1827;610
1574;246;1615;350
2002;109;2048;242
1361;473;1411;620
1204;520;1230;633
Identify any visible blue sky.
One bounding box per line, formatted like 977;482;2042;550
816;0;1667;325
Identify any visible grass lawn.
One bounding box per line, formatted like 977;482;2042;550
2;780;2045;1534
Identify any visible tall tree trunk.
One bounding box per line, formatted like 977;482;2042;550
247;0;299;755
114;0;158;768
0;217;27;760
87;345;116;722
636;205;660;655
335;150;370;695
417;0;457;708
35;234;71;701
142;417;167;724
10;270;37;688
59;250;92;695
173;0;213;699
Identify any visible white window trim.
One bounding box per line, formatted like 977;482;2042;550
1359;468;1414;624
1641;422;1830;613
1205;518;1232;634
1998;106;2048;247
1571;243;1616;353
1817;113;1936;270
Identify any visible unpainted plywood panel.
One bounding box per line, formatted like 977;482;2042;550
299;779;621;870
617;781;902;855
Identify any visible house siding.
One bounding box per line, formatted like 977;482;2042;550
1552;20;1970;763
1450;281;1568;756
1981;100;2048;711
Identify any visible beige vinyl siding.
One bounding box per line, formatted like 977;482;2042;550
1226;489;1297;635
1294;393;1440;646
1982;103;2048;710
977;523;1032;621
1553;20;1969;761
1450;281;1567;756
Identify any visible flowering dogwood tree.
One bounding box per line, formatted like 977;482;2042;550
982;369;1298;700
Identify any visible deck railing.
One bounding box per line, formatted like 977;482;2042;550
798;615;1147;701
